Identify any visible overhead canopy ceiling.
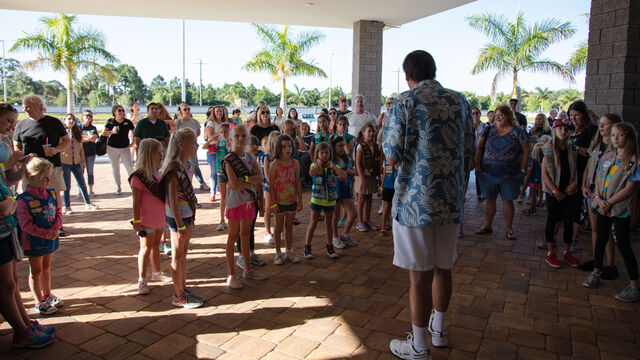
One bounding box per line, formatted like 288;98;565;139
2;0;474;29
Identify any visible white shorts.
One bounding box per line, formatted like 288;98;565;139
392;219;460;271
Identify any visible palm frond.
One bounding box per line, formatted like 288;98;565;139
526;60;574;81
470;44;510;74
466;13;509;45
567;41;587;74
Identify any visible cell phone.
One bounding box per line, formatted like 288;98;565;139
130;220;147;237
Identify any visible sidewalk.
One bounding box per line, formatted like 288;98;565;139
1;162;639;359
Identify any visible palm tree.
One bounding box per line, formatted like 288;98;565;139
466;11;575;103
96;64;119;105
10;13;118;113
289;84;307;106
243;24;326;110
534;86;553;112
567;13;589;75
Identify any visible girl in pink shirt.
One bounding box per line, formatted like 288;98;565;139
129;139;171;295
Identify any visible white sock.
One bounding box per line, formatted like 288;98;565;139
411;324;429;351
432;310;446;332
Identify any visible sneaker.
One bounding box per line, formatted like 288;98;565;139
200;183;210;191
601;265;619;280
115;188;122;195
356;222;369;232
209;194;216;202
570;238;581;253
30;320;57;336
377;205;383;215
332;237;346;249
84;203;99;210
428;309;448;347
226;275;242;289
185;288;204;301
285;251;301;263
517;194;524;203
614;285;640;303
236;255;245;269
34;301;57;315
250;253;266;266
366;221;380;231
12;326;55;349
44;293;64;308
161;242;172;255
537;240;547;250
216;221;226;231
578;259;595;272
340;234;357;247
389;333;431;360
545;252;561;269
303;246;314;259
337;217;346;228
89;191;96;197
264;233;274;244
326;244;339;259
583;271;601;288
243;269;268;281
63;207;73;215
562;252;579;267
151;271;172;282
172;293;203;308
138;279;150;295
274;252;285;265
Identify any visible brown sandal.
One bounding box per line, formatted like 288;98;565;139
475;226;492;235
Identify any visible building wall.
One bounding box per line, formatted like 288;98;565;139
352;20;384;117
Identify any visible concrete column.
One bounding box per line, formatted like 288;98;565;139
352;20;383;116
584;0;640;129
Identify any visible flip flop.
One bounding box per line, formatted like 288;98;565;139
475;226;492;235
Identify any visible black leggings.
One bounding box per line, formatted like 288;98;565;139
594;214;638;280
545;195;573;244
237;208;258;252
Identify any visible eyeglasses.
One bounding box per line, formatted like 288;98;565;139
329;112;336;115
183;108;191;111
84;114;93;118
472;111;480;115
261;111;270;114
116;109;125;112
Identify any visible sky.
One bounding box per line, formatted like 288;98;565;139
0;0;590;98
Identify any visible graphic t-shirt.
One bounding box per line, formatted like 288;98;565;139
383;159;397;189
81;124;98;156
273;159;297;205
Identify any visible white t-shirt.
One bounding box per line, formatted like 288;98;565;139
347;111;377;137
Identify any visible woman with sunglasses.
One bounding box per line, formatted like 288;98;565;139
250;106;280;143
103;105;135;195
377;97;394;129
328;108;338;133
80;110;99;196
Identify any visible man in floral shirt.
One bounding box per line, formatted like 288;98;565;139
384;50;475;359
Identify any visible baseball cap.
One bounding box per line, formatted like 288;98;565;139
552;118;571;128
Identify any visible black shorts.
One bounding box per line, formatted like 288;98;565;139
382;188;395;202
310;203;334;213
0;235;14;266
277;203;297;213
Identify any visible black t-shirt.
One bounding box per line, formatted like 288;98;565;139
336;109;351;117
105;118;135;148
14;115;68;167
81;124;98;156
559;148;570;191
570;123;598;182
515;112;527;127
250;124;280;143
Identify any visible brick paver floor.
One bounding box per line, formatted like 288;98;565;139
1;161;639;359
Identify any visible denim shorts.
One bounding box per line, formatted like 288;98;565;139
310;202;334;213
141;226;165;234
166;216;194;231
217;172;228;184
477;171;522;201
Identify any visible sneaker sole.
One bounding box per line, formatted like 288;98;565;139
172;300;203;309
13;338;54;348
614;294;640;303
563;260;579;268
545;259;561;269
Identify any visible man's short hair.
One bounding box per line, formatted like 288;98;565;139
355;94;366;103
509;98;518;104
402;50;436;82
549;108;558;115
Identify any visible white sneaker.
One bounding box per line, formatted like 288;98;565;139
63;207;73;215
115;189;122;195
151;272;172;282
263;233;274;244
285;251;301;263
428;310;448;347
332;237;346;249
274;253;284;265
138;279;149;295
85;203;99;210
216;221;225;231
389;333;431;360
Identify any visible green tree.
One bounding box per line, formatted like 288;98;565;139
116;64;146;102
466;11;575;103
288;84;306;106
96;64;119;105
254;86;279;106
243;24;326;110
567;13;589;75
10;13;118;113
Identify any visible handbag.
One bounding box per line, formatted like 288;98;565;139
96;135;108;156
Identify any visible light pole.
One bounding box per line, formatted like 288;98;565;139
393;68;402;95
181;19;186;102
1;40;6;102
328;53;334;108
194;59;206;106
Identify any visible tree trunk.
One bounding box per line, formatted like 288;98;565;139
511;69;521;106
280;77;287;110
67;67;75;114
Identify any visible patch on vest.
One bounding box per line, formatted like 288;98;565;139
29;200;41;209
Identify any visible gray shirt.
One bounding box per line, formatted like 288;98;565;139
225;152;258;210
176;117;201;135
346;111;377;136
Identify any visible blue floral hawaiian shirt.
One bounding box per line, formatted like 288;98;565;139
382;80;475;227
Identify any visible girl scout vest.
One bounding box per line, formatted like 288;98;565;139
17;189;59;255
541;142;577;194
594;152;639;217
312;166;339;203
359;142;380;177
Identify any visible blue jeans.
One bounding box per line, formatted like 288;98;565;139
62;163;90;207
189;154;206;186
85;154;96;186
206;152;218;195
